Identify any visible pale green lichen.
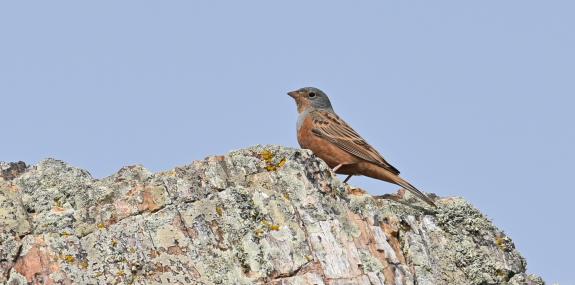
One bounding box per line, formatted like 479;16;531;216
0;146;543;285
63;255;76;263
435;199;496;236
358;250;384;273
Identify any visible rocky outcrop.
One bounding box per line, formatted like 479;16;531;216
0;145;543;285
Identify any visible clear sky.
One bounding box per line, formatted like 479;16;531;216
1;1;573;283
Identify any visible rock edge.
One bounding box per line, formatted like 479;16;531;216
0;145;543;285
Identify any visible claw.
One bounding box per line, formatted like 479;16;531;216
343;175;352;183
332;164;343;172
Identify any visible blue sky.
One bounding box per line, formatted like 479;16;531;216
1;1;573;283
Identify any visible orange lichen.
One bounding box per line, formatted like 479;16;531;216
64;255;75;263
254;228;264;237
260;150;287;172
495;236;509;250
265;165;277;171
261;220;281;231
277;158;287;168
54;198;63;208
269;224;280;231
261;150;274;162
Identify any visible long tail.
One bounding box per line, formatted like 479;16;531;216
389;175;437;207
364;163;437;207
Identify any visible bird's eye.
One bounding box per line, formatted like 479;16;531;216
308;92;316;98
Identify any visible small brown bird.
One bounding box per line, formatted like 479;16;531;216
288;87;436;207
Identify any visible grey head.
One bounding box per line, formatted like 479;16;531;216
287;87;334;113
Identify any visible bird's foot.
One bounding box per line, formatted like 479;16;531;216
343;175;352;183
332;164;343;172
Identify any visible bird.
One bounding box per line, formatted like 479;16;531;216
287;87;436;207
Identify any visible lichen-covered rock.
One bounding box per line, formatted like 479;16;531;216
0;145;543;285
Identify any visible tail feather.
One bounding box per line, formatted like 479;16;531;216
359;162;437;207
391;176;437;207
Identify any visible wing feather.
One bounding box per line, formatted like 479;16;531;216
310;110;400;175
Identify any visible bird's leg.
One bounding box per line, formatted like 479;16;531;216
343;175;352;183
332;164;343;172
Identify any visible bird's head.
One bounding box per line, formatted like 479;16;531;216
287;87;333;113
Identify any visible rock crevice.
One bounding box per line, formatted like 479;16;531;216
0;146;543;285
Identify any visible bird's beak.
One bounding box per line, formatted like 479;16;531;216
287;90;298;99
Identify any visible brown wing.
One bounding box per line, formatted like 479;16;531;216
310;110;400;175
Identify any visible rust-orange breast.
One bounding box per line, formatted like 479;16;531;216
297;114;359;168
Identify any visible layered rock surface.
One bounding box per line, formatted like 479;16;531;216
0;145;543;285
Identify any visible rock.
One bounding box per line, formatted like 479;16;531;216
0;161;27;181
0;145;543;285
